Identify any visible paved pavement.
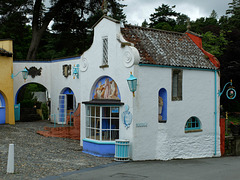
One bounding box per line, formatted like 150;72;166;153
42;156;240;180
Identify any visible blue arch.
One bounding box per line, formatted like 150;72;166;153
0;92;6;124
159;88;167;121
15;83;48;104
61;87;74;95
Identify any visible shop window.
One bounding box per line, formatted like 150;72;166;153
158;88;167;123
86;106;119;141
172;69;182;101
100;37;108;68
185;116;202;133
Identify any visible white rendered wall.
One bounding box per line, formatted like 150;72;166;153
132;66;220;160
78;18;138;154
13;62;51;104
49;58;80;123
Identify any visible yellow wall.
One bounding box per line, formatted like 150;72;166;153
0;40;15;124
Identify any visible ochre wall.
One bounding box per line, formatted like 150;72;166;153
0;40;15;124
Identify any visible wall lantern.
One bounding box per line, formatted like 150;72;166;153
11;67;28;82
218;79;236;99
73;64;79;79
127;72;137;97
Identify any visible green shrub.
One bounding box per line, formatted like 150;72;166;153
41;103;49;120
20;100;35;108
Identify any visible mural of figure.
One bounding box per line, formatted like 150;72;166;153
158;96;163;122
109;80;119;99
103;78;110;99
94;82;103;99
92;76;121;100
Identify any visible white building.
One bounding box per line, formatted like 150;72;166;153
13;16;221;160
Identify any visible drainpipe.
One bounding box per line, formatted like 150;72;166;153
214;70;217;156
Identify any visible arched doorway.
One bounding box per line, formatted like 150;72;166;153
15;83;49;121
0;92;6;124
59;87;76;124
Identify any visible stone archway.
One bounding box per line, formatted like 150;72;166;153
15;83;49;121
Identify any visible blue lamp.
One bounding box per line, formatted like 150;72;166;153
73;64;79;79
127;72;137;97
11;67;28;82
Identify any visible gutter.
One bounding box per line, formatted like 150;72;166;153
214;70;217;156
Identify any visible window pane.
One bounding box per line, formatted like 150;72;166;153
111;130;119;140
102;130;110;140
86;117;90;127
96;118;100;128
172;73;178;97
96;129;100;140
91;106;95;116
86;128;90;138
91;129;95;139
112;119;119;129
96;106;100;117
111;107;119;117
91;117;95;128
102;119;110;129
102;107;110;117
86;106;90;116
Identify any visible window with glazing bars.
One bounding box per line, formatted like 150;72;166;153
102;37;108;65
86;106;119;141
185;116;201;131
172;69;182;101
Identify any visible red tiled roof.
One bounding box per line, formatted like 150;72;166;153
121;24;216;69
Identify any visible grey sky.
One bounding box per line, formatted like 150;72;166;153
122;0;231;25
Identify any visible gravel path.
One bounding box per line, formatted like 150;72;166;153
0;120;114;180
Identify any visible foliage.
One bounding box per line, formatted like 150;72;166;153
0;0;126;60
41;103;49;120
202;31;228;58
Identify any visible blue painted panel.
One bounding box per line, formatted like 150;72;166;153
83;139;115;157
0;93;5;124
59;94;66;123
62;88;73;95
159;88;167;121
14;103;20;121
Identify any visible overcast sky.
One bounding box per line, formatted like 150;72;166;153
122;0;232;25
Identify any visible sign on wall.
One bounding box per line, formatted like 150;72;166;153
92;76;121;100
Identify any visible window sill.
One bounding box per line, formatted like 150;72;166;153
185;129;202;133
158;120;167;123
83;138;115;144
99;64;109;68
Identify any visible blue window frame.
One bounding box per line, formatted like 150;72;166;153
185;116;201;131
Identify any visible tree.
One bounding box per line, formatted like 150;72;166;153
0;0;126;60
141;19;149;28
149;4;179;29
226;0;240;29
27;0;126;60
202;31;228;58
0;0;32;59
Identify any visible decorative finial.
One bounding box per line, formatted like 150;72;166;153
187;18;191;31
102;0;108;14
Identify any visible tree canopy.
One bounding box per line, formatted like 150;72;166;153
0;0;126;60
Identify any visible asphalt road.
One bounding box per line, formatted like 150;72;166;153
42;156;240;180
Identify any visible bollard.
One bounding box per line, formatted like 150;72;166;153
7;144;14;173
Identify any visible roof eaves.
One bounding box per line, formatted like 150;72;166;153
92;15;120;29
